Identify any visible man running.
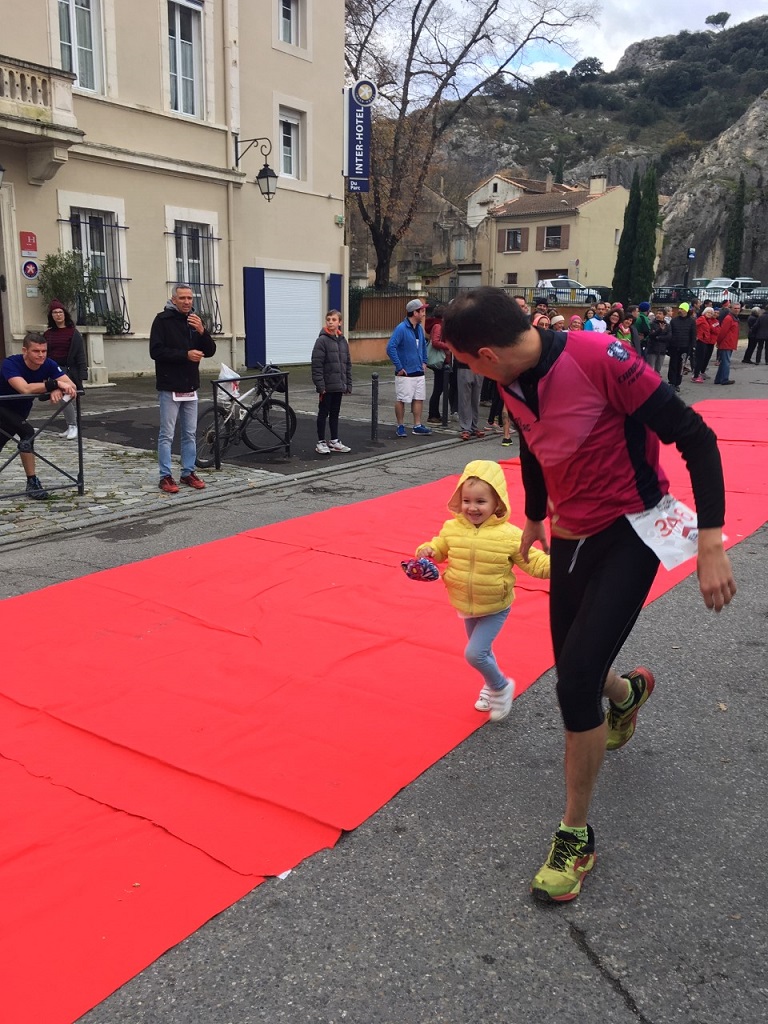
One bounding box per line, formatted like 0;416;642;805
442;287;736;903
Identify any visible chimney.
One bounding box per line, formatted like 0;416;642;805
589;174;607;196
545;172;553;193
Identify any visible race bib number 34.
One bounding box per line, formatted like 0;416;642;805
626;494;707;570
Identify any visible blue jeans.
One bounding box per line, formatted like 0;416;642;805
463;607;510;690
158;390;198;479
714;349;732;384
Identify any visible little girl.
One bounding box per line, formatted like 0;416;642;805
415;460;550;721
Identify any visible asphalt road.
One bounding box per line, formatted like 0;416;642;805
3;372;766;1024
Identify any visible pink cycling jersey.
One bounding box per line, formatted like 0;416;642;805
502;332;670;537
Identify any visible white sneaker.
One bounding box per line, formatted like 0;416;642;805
65;425;78;440
328;439;351;452
315;440;331;454
487;678;515;722
475;685;492;712
59;428;71;437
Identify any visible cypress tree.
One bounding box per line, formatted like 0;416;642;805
722;173;745;276
611;169;641;307
629;165;659;304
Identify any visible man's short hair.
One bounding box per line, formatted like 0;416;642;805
22;331;47;348
172;283;193;297
443;287;529;356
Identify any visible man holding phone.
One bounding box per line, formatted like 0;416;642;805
149;284;216;492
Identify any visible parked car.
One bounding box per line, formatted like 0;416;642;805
536;278;601;304
745;287;768;306
691;278;711;289
650;285;699;305
697;276;762;304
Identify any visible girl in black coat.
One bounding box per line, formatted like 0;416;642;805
44;299;87;439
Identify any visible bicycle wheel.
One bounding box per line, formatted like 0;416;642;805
195;406;231;467
241;399;297;454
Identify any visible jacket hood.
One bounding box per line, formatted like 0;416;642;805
447;460;510;523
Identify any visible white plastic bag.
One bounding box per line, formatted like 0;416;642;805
217;362;240;401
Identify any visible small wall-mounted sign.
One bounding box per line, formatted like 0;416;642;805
21;259;40;280
26;286;39;297
20;231;38;257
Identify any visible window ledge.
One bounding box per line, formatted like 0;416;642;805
272;40;313;63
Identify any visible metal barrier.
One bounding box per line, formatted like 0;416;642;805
0;391;85;500
207;369;292;468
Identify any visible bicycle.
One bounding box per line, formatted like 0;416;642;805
195;366;297;467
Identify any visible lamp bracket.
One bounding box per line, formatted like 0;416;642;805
234;134;272;167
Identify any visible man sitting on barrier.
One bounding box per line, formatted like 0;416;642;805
0;331;77;500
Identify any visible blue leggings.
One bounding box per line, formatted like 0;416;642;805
463;607;511;690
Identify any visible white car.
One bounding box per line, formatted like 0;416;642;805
536;278;601;303
697;276;761;303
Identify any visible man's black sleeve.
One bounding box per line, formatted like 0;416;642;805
632;388;725;528
517;429;548;522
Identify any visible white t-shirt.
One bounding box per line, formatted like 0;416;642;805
585;316;607;333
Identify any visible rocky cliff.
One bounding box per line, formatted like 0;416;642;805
614;35;676;76
655;90;768;284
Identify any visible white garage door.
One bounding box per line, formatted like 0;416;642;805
457;269;481;289
264;270;324;364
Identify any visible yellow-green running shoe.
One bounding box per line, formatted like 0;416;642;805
531;825;596;903
606;666;655;751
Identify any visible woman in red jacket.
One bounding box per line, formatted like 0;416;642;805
692;307;718;382
713;303;741;385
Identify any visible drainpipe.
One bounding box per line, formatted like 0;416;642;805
223;0;240;369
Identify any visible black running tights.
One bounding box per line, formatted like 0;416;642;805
550;516;660;733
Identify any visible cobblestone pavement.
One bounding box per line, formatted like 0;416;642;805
0;429;287;546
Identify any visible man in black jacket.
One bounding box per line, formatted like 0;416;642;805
666;302;696;392
149;284;216;493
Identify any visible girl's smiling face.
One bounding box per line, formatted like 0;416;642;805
461;478;500;526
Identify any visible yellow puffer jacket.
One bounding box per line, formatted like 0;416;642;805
416;460;550;617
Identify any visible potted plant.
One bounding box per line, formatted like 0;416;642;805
38;249;96;325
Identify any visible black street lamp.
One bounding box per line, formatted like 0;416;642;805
233;135;278;202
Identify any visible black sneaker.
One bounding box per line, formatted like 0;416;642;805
26;476;49;500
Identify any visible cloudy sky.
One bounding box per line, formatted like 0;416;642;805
524;0;766;77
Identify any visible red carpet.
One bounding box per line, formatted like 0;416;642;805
1;400;765;1023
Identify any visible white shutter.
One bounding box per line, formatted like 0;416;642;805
457;269;481;289
264;270;324;363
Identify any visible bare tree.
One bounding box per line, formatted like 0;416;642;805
345;0;592;287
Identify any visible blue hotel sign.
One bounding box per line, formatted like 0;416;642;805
344;79;377;193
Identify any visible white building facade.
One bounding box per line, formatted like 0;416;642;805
0;0;347;377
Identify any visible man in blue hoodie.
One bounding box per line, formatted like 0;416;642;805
149;284;216;492
386;298;432;437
